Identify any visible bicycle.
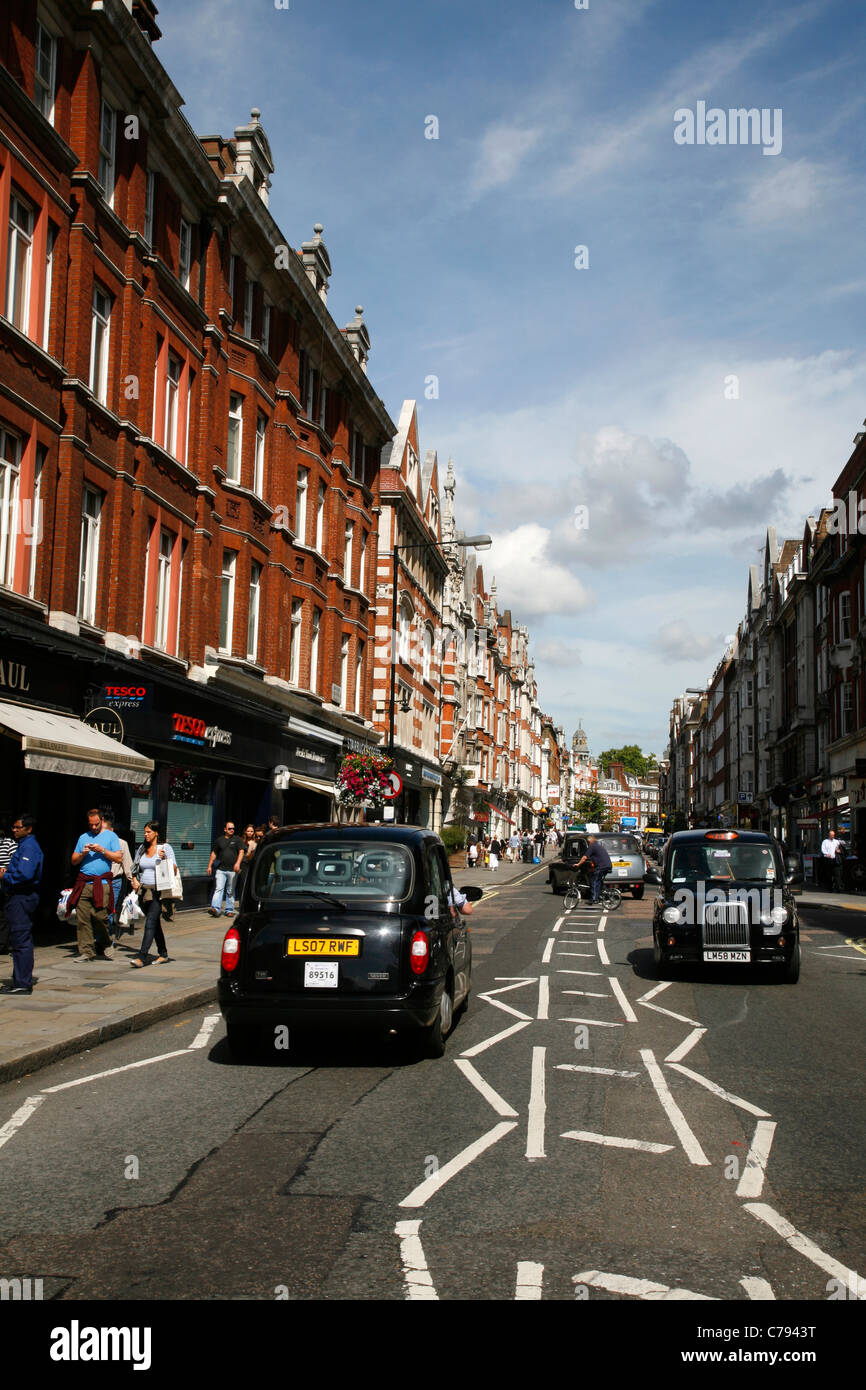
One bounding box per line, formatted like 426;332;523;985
562;875;622;912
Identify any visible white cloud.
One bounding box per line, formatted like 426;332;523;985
470;125;542;195
737;159;845;227
488;524;593;617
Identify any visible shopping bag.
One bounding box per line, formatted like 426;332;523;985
170;864;184;900
119;891;144;927
155;854;174;892
57;888;76;922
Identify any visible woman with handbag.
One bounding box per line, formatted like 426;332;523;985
130;822;175;967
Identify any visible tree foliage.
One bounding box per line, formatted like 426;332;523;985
572;791;606;824
597;745;657;779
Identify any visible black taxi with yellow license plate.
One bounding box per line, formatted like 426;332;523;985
218;825;481;1057
652;829;800;982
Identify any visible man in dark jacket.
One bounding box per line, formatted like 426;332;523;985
0;814;43;995
574;834;613;904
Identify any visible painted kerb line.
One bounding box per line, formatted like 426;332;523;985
640;1049;710;1166
395;1220;438;1300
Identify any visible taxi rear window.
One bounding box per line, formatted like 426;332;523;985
252;842;414;902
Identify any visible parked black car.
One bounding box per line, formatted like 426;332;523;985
652;829;800;982
218;824;481;1059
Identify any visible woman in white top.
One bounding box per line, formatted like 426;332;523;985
130;822;176;967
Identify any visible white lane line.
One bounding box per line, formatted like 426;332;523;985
560;1016;623;1028
743;1204;866;1298
0;1096;45;1152
40;1050;191;1092
637;981;671;1003
736;1120;777;1198
665;1028;706;1063
667;1063;771;1118
477;992;533;1021
740;1276;776;1300
640;1000;703;1027
640;1049;710;1166
557;1065;640;1078
552;922;561;934
597;939;610;965
556;951;594;957
541;938;555;965
526;1046;546;1159
460;1020;532;1057
494;978;538;985
815;953;866;962
537;977;549;1020
189;1013;221;1050
562;990;609;998
552;917;565;931
394;1220;438;1300
454;1059;519;1118
515;1261;544;1300
556;969;604;976
562;1130;673;1154
609;977;637;1023
574;1271;715;1301
399;1121;518;1208
598;913;608;934
560;930;596;936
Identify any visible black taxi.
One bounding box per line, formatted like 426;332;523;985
218;824;481;1058
652;829;800;982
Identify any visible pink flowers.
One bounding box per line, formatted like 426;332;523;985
337;752;393;807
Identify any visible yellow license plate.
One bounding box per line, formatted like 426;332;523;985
287;937;360;957
612;860;630;867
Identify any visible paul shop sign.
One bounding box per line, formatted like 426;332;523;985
171;712;233;749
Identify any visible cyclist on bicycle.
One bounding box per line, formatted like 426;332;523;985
573;835;612;904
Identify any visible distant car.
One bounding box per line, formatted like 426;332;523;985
548;832;648;899
652;829;800;982
218;825;481;1059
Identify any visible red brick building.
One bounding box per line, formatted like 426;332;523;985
0;0;395;906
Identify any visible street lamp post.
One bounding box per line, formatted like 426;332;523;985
387;532;492;778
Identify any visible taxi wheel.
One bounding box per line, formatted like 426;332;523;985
780;941;801;984
424;982;454;1058
632;885;645;900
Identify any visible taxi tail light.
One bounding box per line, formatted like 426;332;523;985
667;935;676;946
221;927;241;972
409;930;430;976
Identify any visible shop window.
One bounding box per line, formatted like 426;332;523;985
166;767;215;879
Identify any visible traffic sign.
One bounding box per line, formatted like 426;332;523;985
382;771;403;800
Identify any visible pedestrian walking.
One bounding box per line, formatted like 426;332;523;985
207;821;245;916
509;831;521;864
820;829;843;892
0;822;17;956
467;840;478;870
268;814;281;834
130;822;175;967
68;808;123;961
0;814;43;994
488;837;500;872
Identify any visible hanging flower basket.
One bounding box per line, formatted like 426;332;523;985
336;752;394;809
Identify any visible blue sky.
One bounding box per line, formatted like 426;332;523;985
158;0;866;761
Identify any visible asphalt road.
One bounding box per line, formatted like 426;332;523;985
1;868;863;1309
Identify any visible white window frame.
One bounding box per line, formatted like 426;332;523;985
344;520;354;585
340;634;349;708
310;608;320;692
360;530;368;592
35;21;57;124
89;285;111;405
399;599;412;664
219;550;236;653
144;170;155;246
355;641;364;713
0;427;21;589
165;352;181;456
154;527;173;651
289;597;302;684
839;591;851;642
179;217;192;290
98;98;116;204
247;560;262;661
42;222;55;350
422;624;433;682
254;413;266;496
78;486;102;624
227;393;243;482
295;467;308;542
262;301;271;355
315;482;325;553
243;279;254;338
5;192;34;333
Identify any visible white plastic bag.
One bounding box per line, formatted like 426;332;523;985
57;888;75;922
119;891;144;927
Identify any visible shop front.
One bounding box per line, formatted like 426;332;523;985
277;717;340;825
388;756;442;828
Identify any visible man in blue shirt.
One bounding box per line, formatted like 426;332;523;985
0;814;43;995
574;835;613;905
69;808;122;961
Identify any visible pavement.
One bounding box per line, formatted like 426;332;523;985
0;852;549;1085
797;887;866;912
